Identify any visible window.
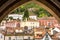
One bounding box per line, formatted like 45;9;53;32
9;37;11;40
1;36;2;38
33;23;34;24
0;35;2;38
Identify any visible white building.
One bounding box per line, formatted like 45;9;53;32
8;14;37;20
29;15;37;20
20;20;39;28
24;36;33;40
15;28;23;33
49;27;60;35
8;14;23;20
5;36;33;40
28;8;37;20
15;29;23;33
0;33;4;40
5;36;16;40
15;36;23;40
0;20;6;26
53;27;60;32
0;26;6;30
49;28;54;35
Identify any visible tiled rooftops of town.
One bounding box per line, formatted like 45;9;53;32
34;28;46;36
4;27;23;36
7;20;20;22
5;20;20;27
6;27;14;33
5;32;33;36
51;34;58;39
6;27;23;32
34;28;45;31
55;24;60;29
55;32;60;38
4;27;33;36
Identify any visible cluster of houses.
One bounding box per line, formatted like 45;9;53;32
0;14;60;40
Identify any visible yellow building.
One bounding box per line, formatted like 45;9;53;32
20;20;39;28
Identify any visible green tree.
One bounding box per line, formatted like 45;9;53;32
11;2;52;18
23;9;29;21
9;17;13;20
19;6;25;12
32;9;40;17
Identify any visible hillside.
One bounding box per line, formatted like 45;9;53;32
11;2;53;18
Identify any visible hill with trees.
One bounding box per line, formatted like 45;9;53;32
11;2;53;20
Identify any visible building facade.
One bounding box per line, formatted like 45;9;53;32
20;21;39;28
0;33;4;40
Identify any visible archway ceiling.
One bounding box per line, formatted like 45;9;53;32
0;0;60;22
